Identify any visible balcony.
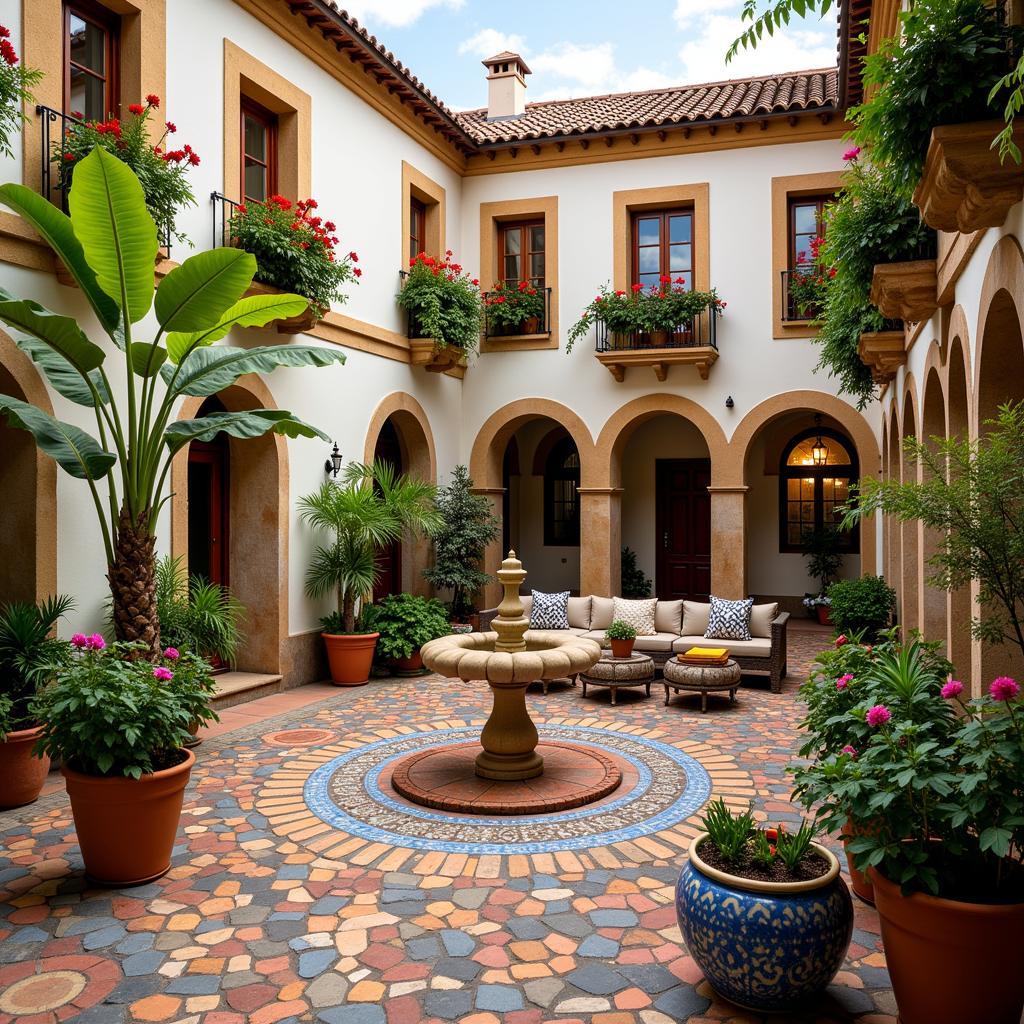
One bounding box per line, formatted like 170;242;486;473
780;268;822;323
211;191;241;248
482;287;552;342
37;105;172;255
397;270;468;374
594;308;719;381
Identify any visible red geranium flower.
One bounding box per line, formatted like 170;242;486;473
348;251;358;262
631;283;643;293
0;26;10;38
353;267;362;277
128;103;145;115
145;94;160;108
0;39;18;65
165;121;176;133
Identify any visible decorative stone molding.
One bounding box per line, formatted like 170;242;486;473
858;330;907;385
409;338;468;373
595;346;719;382
870;260;938;324
914;121;1024;234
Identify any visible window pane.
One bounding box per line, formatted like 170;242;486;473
793;204;818;234
669;244;691;274
529;226;545;252
244;160;267;203
529;253;544;281
69;14;105;76
69;71;105;122
637;218;660;246
244;116;267;162
503;254;520;282
504;229;521;255
638;271;660;288
638;247;659;273
669;215;691;243
786;436;852;467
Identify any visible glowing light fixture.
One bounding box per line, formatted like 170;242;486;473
811;414;829;467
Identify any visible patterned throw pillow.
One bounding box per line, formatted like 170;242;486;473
529;591;570;630
704;596;754;641
612;597;657;636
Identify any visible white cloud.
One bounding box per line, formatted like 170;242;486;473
458;28;527;59
343;0;464;30
672;0;741;30
525;42;675;101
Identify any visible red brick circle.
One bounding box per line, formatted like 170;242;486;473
263;728;336;747
0;955;121;1020
390;740;622;815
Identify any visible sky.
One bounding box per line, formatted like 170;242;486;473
339;0;839;111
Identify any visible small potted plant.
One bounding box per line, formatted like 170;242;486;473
32;637;216;886
605;620;637;659
299;461;439;685
229;195;360;333
397;251;482;368
484;279;545;335
360;593;451;675
566;284;644;352
676;798;853;1013
802;526;844;625
0;596;73;808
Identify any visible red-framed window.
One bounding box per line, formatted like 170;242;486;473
499;221;545;289
409;197;426;260
789;195;830;269
631;208;693;291
63;0;119;121
241;99;278;205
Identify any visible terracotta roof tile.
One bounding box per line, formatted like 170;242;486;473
454;69;839;145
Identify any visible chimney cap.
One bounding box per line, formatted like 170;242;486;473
482;51;532;76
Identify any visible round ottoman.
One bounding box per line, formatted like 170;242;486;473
663;658;741;712
578;653;654;705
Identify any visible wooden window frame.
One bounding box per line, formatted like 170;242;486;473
499;220;545;289
630;207;694;291
409;196;426;261
401;162;445;267
788;194;830;270
63;0;120;120
778;427;860;554
240;97;279;205
543;435;581;547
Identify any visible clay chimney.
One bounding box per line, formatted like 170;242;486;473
483;52;531;119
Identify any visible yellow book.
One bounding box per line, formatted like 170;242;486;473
684;646;728;659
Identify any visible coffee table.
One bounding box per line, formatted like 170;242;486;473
663;658;741;712
578;652;654;705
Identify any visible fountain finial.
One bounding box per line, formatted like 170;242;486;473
493;549;528;653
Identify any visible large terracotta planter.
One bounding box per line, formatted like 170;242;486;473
322;632;378;686
0;726;51;809
610;638;635;658
872;868;1024;1024
843;836;875;905
677;833;853;1012
393;650;425;676
62;748;194;887
816;605;833;627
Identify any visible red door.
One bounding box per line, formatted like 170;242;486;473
372;420;403;601
655;459;711;601
187;438;229;587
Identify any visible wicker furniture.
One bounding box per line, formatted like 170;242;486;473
663;658;741;712
578;653;654;705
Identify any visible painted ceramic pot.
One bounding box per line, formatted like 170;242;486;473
676;833;853;1013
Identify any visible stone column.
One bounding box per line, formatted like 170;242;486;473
471;487;506;609
578;487;622;596
707;486;747;599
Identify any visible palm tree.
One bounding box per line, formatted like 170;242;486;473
299;460;440;633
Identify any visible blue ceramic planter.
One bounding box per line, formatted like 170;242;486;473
676;834;853;1012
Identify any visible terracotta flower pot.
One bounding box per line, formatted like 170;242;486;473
322;632;378;686
521;316;540;335
648;329;670;347
275;306;320;335
610;638;635;658
62;748;195;887
816;605;833;626
871;868;1024;1024
842;836;875;905
0;726;51;809
393;650;424;675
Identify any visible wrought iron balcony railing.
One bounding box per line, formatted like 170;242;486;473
780;268;822;322
594;306;718;353
481;286;551;338
211;191;242;248
36;105;172;254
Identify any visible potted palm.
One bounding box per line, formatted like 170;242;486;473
32;638;216;886
0;596;73;808
360;593;451;675
299;461;439;685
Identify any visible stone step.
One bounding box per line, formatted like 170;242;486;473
211;671;284;710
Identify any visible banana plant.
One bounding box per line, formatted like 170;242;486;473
0;147;345;656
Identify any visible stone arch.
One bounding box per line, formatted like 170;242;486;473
171;374;287;676
945;329;972;682
0;331;57;605
363;393;437;598
900;379;921;632
920;367;948;647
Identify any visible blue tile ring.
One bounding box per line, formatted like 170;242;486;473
676;832;854;1012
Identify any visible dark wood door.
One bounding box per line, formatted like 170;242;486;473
187;438;229;587
655;458;711;601
373;420;403;601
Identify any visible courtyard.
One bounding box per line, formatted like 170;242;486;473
0;625;899;1024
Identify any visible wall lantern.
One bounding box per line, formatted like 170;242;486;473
725;395;734;409
811;414;829;467
324;442;343;478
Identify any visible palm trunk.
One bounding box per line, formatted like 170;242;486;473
107;507;160;658
343;591;357;634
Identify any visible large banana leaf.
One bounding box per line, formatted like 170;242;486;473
155;248;257;333
0;183;120;335
165;293;310;364
0;290;106;374
165;409;330;451
0;394;115;480
68;148;158;326
15;336;110;407
164;344;345;398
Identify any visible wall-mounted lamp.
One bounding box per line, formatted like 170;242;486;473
725;396;734;409
324;442;343;478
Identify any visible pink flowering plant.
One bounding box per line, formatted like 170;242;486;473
31;639;217;778
55;96;198;246
0;25;42;160
787;235;836;319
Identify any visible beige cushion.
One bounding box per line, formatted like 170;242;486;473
582;629;609;643
590;596;614;631
567;596;592;630
633;632;678;653
682;601;711;637
612;597;657;636
525;627;584;639
521;594;533;617
654;599;683;635
673;635;772;658
750;602;779;640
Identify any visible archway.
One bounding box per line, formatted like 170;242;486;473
920;367;948;649
363;393;437;599
0;332;57;606
946;329;972;683
900;385;921;632
171;375;287;676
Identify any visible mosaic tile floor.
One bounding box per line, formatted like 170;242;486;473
0;623;899;1024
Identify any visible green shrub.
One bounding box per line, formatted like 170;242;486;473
360;593;451;662
605;620;637;641
827;575;897;637
397;252;482;354
621;547;652;599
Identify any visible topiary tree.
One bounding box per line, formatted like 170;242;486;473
423;465;499;618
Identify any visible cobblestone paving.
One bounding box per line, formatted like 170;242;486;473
0;624;898;1024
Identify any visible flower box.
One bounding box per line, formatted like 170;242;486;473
245;280;318;334
409;337;467;372
914;120;1024;234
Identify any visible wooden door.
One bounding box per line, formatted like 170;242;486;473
655;459;711;601
187;437;229;587
373;420;403;601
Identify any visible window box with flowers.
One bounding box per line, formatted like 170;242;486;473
397;251;482;371
0;24;41;160
228;195;360;334
55;96;198;254
483;279;547;337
